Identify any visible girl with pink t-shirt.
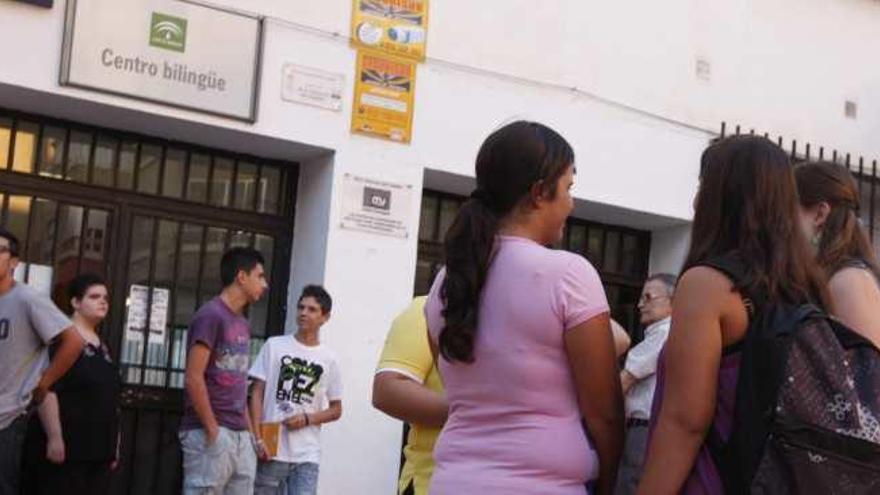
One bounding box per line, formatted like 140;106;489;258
425;121;625;495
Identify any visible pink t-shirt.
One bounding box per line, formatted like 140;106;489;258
425;235;610;495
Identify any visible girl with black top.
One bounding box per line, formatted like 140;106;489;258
637;136;827;493
795;161;880;348
22;274;120;494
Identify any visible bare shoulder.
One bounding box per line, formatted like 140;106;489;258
674;265;744;321
677;265;736;296
827;266;880;346
671;266;748;346
829;267;879;298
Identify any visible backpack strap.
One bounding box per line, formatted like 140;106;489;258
697;255;826;493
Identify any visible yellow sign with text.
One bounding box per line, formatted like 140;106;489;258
351;0;429;62
351;50;416;143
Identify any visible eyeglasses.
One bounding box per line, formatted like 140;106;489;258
638;293;670;305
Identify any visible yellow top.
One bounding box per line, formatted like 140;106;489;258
376;297;444;495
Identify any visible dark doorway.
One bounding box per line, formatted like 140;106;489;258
415;189;651;338
0;108;297;494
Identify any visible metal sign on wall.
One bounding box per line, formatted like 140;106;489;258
339;173;413;238
60;0;262;122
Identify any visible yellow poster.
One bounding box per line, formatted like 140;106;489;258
351;0;429;61
351;50;416;143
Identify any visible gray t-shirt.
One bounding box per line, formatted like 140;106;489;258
0;283;71;429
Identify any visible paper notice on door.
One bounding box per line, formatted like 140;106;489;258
124;284;170;345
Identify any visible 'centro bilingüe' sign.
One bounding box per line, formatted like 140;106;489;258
61;0;261;122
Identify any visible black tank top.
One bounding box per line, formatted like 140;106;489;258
27;341;120;462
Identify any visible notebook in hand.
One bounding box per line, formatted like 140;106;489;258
259;422;282;458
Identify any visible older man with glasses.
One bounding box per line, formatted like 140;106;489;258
614;273;677;495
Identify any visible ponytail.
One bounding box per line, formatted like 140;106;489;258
437;121;574;363
438;197;498;362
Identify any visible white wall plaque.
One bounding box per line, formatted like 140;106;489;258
281;63;344;111
339;173;413;238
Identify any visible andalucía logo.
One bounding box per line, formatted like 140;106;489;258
149;12;187;53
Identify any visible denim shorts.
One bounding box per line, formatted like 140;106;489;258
254;460;319;495
179;427;257;495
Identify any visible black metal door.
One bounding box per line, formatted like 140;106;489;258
0;188;115;312
110;208;286;494
0;108;296;494
415;190;651;339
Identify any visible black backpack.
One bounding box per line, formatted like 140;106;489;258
702;255;880;494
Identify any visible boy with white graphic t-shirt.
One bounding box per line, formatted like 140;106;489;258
249;285;342;495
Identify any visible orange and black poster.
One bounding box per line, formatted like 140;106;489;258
351;50;416;143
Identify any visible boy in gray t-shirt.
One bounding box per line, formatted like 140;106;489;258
0;228;80;495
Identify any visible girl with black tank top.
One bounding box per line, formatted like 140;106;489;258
21;274;120;495
796;161;880;349
638;136;827;494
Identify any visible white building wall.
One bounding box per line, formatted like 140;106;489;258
650;224;692;277
2;1;879;493
204;0;880;160
286;153;335;333
316;151;424;495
